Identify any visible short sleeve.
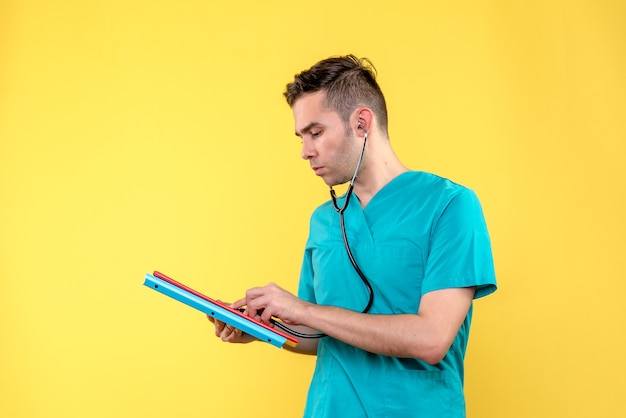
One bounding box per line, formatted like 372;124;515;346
297;248;317;303
422;188;497;299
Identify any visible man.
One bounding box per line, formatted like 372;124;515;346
210;55;497;417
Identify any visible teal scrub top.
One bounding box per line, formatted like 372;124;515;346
298;171;497;418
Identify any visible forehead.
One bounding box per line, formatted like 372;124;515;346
292;91;342;134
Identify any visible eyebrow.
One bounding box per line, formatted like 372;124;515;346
295;122;322;137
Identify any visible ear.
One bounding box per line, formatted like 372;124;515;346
353;107;374;136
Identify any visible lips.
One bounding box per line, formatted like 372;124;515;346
311;166;323;175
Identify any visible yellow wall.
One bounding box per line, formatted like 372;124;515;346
1;1;624;417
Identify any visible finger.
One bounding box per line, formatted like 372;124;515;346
245;304;258;319
232;328;243;340
260;308;275;325
221;324;239;341
219;324;230;340
243;287;270;314
245;295;270;319
231;296;247;310
213;318;226;335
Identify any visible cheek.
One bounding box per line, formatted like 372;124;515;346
334;136;358;163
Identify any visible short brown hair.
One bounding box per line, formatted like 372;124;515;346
284;55;388;133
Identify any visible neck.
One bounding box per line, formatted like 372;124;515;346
353;137;408;208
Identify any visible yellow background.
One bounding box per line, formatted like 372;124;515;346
1;1;624;417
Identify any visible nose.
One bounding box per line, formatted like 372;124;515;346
300;138;316;160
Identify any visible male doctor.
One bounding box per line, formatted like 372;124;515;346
210;54;497;417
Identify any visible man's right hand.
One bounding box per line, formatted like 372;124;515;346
207;314;257;344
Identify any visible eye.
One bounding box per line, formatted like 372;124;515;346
311;130;322;139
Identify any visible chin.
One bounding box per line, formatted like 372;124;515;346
324;177;343;187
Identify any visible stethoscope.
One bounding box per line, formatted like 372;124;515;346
329;124;374;314
274;123;374;339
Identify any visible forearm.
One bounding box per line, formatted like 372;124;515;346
302;305;442;362
297;287;475;364
238;284;474;362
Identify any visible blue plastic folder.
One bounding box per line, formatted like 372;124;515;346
143;272;298;349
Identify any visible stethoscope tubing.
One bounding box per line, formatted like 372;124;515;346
276;130;374;339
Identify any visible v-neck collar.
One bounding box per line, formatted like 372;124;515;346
345;171;414;242
354;171;413;213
